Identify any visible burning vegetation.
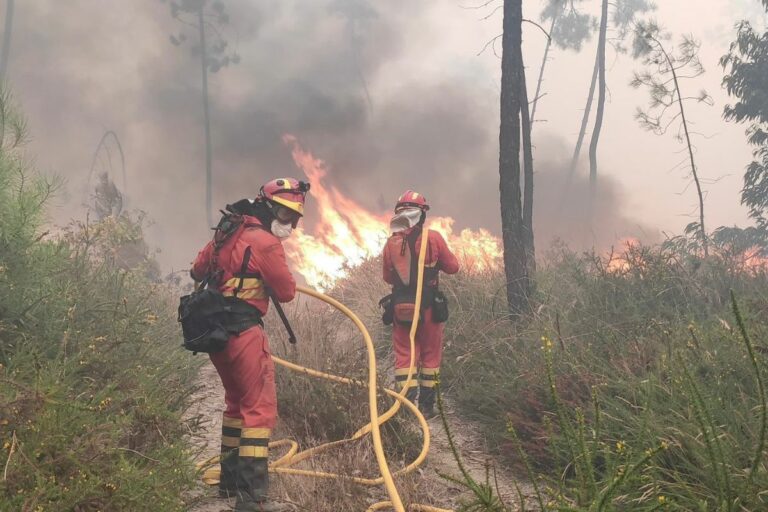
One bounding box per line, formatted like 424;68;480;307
282;135;502;290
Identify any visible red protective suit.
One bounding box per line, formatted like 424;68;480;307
191;216;295;431
382;227;459;392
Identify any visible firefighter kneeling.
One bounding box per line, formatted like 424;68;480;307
381;190;459;419
186;178;309;512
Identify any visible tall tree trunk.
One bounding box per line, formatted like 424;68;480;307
657;40;708;257
0;0;14;83
198;8;214;228
566;51;599;182
499;0;529;316
529;13;558;129
588;0;608;213
520;46;536;274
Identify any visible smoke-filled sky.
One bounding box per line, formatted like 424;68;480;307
7;0;767;270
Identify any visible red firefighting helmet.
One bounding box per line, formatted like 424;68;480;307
395;190;429;212
259;177;310;217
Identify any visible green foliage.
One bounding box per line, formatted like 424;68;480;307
631;22;712;136
0;107;199;510
165;0;240;73
444;243;768;510
341;235;768;511
540;0;654;52
611;0;654;40
721;11;768;230
541;0;594;52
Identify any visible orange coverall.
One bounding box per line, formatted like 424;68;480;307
383;227;459;393
191;216;295;441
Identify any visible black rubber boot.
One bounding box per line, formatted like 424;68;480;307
219;416;242;498
218;448;238;498
234;457;290;511
418;386;436;419
405;386;418;404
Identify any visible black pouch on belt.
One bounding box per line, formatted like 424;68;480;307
431;290;449;323
178;288;263;354
379;294;394;326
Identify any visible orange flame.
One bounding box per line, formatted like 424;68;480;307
281;135;502;290
604;237;642;274
736;246;768;273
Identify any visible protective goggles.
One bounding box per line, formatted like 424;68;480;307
271;204;302;228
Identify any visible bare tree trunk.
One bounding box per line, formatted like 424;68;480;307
198;8;214;228
520;47;536;274
587;0;608;214
567;51;599;179
657;42;708;257
529;13;557;128
499;0;529;316
0;0;14;83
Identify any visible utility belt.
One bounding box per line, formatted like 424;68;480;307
178;286;263;354
379;286;449;326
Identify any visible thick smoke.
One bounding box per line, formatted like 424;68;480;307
9;0;650;271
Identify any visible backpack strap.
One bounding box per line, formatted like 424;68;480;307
231;224;269;297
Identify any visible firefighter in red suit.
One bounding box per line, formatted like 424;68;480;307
191;178;308;512
382;190;460;418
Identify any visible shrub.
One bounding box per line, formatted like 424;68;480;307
0;101;198;511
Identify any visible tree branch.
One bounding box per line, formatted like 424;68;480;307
522;19;551;41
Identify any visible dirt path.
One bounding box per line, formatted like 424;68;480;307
423;401;536;510
185;362;229;512
185;358;536;512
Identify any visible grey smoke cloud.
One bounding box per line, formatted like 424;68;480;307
9;0;656;271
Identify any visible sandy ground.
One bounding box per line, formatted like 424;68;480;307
185;360;536;512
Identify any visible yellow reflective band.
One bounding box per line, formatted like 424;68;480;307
222;436;240;448
239;446;269;458
241;428;271;439
223;277;264;290
222;416;243;428
420;368;440;376
237;288;268;300
419;380;437;388
397;380;418;390
270;195;304;215
394;367;417;376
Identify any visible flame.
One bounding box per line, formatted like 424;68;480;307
604;237;642;274
281;135;502;290
736;246;768;273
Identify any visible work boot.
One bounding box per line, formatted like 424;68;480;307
418;386;437;420
234;428;290;511
405;386;418;405
219;416;242;498
233;457;290;511
218;449;238;498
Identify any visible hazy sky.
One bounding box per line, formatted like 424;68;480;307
7;0;767;270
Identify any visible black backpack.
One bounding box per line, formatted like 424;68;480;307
178;207;264;354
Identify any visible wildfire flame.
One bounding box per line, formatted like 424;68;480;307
281;135;502;290
737;246;768;272
604;237;642;274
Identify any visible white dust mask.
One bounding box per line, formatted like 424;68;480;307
271;219;293;239
390;208;422;233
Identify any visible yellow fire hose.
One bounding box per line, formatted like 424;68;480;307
197;229;453;512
